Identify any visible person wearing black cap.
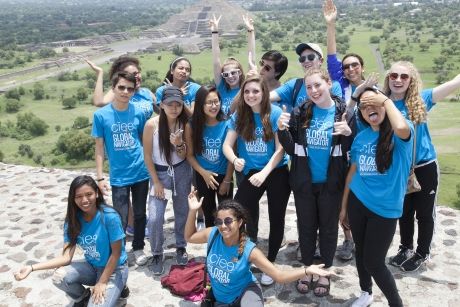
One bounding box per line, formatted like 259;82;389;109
269;42;342;112
143;86;192;276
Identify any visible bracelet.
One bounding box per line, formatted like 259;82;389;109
382;98;389;105
96;178;105;182
304;266;308;276
30;264;34;272
232;157;238;165
223;180;232;184
211;31;218;34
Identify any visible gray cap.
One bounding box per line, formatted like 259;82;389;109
162;86;184;105
295;42;324;59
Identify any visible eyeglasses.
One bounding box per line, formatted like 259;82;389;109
214;217;237;227
221;70;240;78
205;99;220;107
259;60;272;72
342;62;360;71
116;85;135;93
389;72;410;81
298;54;317;63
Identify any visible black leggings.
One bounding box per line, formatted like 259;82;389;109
348;192;403;307
234;166;291;262
195;171;233;228
399;160;438;257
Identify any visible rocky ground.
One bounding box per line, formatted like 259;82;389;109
0;163;459;306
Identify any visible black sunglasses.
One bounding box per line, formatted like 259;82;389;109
342;62;360;71
298;54;317;63
389;73;410;81
214;217;237;227
116;85;135;93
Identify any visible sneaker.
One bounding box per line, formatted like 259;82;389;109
401;252;427;272
176;247;189;265
73;288;90;307
260;273;274;286
197;218;205;231
120;286;130;299
351;291;373;307
125;225;134;237
133;249;149;266
389;246;413;267
149;254;164;276
337;240;354;261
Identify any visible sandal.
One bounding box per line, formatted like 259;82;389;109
296;275;313;294
313;276;330;297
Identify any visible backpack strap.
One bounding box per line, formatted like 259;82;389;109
291;78;304;109
203;229;220;288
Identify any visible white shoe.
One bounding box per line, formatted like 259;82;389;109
260;273;274;286
133;249;149;266
351;291;373;307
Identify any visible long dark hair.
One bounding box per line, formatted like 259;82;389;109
159;97;189;166
191;86;225;154
216;200;249;260
357;89;394;173
64;175;105;253
342;53;365;81
109;56;140;80
235;76;274;142
164;57;192;83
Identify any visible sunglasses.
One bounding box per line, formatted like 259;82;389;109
214;217;237;227
116;85;135;93
298;54;317;63
259;60;272;72
221;70;240;78
342;62;360;71
205;99;220;107
389;72;410;81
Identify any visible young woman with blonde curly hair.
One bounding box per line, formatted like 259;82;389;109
385;61;460;272
184;192;331;306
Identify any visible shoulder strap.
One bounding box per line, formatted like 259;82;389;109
203;229;220;287
292;78;304;108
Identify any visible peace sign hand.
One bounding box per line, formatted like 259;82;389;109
209;14;221;32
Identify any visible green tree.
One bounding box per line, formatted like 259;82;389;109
72;116;90;129
0;150;3;162
5;99;22;113
16;112;49;138
18;87;26;96
261;39;272;51
172;45;184;56
370;36;380;44
62;97;77;109
76;87;88;101
33;83;45;100
55;130;94;161
38;48;57;58
18;144;34;158
5;89;20;100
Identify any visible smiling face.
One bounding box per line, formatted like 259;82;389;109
74;184;98;218
342;56;363;85
305;73;332;106
388;64;411;97
203;91;221;119
243;81;263;111
222;64;241;88
123;64;141;89
359;90;386;130
215;209;241;241
171;60;191;83
300;49;322;71
113;77;135;104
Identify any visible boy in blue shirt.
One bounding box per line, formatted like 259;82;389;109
92;71;150;266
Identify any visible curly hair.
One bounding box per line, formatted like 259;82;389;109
235;76;274;142
222;57;245;90
216;199;249;260
108;56;140;80
383;61;427;124
301;68;333;128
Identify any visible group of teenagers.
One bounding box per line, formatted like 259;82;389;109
13;0;460;306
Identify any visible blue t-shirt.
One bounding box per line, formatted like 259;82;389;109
155;81;201;108
306;104;335;183
92;103;149;186
229;105;288;175
217;81;239;116
130;87;154;119
195;120;229;175
207;227;256;304
393;89;436;164
64;206;127;267
349;124;414;218
275;77;343;112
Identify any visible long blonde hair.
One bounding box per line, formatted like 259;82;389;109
383;61;427;124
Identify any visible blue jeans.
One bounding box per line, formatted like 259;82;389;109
52;260;128;307
112;179;149;250
148;161;192;255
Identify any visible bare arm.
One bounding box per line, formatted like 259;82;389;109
270;90;281;102
323;0;338;55
143;118;166;199
92;240;122;304
243;14;256;69
184;190;213;244
432;73;460;102
85;59;112;107
210;15;223;86
95;138;109;194
14;245;75;281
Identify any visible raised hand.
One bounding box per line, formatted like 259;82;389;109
332;113;351;136
85;59;103;74
188;188;204;210
277;104;291;130
323;0;337;24
242;14;254;32
352;72;379;100
209;14;221;32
